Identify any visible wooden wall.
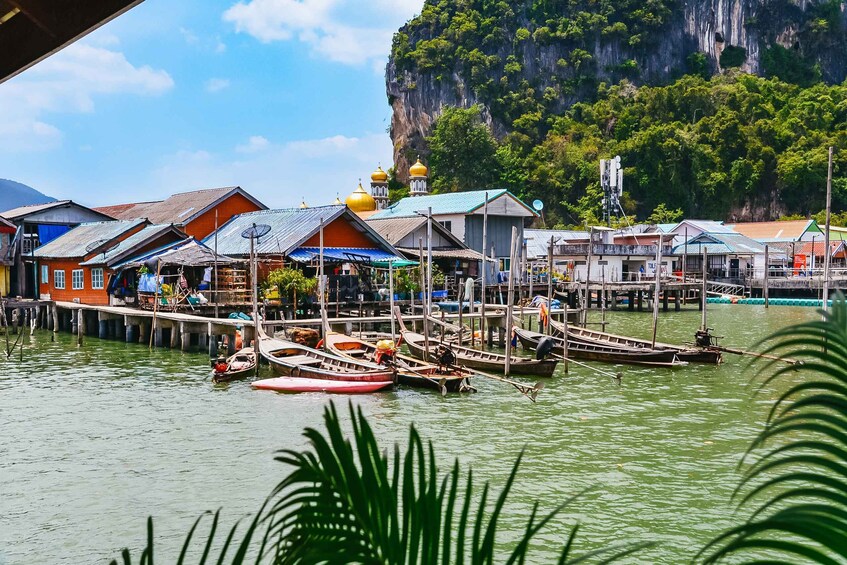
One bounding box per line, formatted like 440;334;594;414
185;193;265;239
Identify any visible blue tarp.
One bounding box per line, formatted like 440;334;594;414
288;247;407;264
137;273;162;293
37;224;70;245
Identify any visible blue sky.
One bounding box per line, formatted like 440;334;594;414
0;0;422;208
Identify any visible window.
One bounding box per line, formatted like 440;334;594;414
41;265;48;285
72;269;84;290
439;220;452;232
54;270;65;290
91;268;104;290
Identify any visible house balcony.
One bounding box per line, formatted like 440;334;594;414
554;243;674;257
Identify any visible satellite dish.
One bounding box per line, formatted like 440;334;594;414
532;199;544;212
240;223;271;240
85;239;120;255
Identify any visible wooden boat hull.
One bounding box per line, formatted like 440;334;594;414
515;328;686;367
402;331;558;377
324;332;473;392
211;347;257;383
551;321;722;364
252;377;393;394
259;336;395;383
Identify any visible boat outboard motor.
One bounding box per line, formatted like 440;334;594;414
435;345;456;368
536;337;555;360
695;329;715;348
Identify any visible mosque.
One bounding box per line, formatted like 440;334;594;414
298;158;430;218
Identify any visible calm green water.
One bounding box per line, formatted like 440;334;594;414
0;305;818;564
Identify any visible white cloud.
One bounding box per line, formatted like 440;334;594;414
205;78;231;93
222;0;420;68
0;42;173;152
151;132;393;207
236;135;270;153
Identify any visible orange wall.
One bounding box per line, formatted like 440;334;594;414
185;193;264;239
302;216;376;248
40;259;111;305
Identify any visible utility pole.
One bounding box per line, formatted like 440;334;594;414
823;146;833;314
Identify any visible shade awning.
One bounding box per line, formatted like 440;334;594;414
288;247;408;265
118;239;238;269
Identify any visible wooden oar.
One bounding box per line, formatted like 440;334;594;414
713;346;799;365
464;367;545;402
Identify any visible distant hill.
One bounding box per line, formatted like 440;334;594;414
0;179;55;214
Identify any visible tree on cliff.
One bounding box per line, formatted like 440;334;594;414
427;105;501;193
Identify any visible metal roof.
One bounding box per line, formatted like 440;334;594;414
365;216;467;249
119;238;237;268
672;232;783;257
525;229;588;258
93;187;267;226
33;219;148;259
368;189;537;219
79;224;185;266
727;219;821;242
668;219;733;234
396;247;484;261
203;205;402;258
0;200;114;222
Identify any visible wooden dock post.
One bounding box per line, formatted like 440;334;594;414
637;290;643;311
170;323;179;349
180;322;189;352
763;244;769;309
675;290;681;311
126;322;137;343
77;309;85;346
154;326;163;348
98;312;108;339
51;304;58;333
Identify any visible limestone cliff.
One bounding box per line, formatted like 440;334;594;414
387;0;847;182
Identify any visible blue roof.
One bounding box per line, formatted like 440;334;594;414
368;189;536;219
288;247;408;264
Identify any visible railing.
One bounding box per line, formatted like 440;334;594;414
554;243;673;256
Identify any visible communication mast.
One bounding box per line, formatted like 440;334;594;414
599;156;623;226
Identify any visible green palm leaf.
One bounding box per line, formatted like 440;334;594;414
701;293;847;562
112;400;647;563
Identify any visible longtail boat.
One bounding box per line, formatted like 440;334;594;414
252;377;393;394
514;327;687;368
324;332;474;393
399;327;558;377
257;332;396;383
211;347;256;383
549;320;721;364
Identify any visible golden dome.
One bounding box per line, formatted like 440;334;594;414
409;157;428;177
370;166;388;183
299;199;309;209
345;181;376;213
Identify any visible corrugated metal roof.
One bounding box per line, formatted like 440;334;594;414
79;224;183;266
368;189;523;219
365;216;427;244
365;216;467;249
119;238;237;268
204;205;402;260
0;199;114;221
727;219;819;242
205;205;347;256
33;219;148;258
93;187;266;225
670;219;733;234
525;229;588;258
396;247;484;261
673;232;783;256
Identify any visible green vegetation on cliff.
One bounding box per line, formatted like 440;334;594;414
425;73;847;226
389;0;847;223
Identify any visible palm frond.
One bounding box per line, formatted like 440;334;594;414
701;293;847;562
265;401;646;563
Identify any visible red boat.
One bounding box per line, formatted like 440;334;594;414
251;377;393;394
